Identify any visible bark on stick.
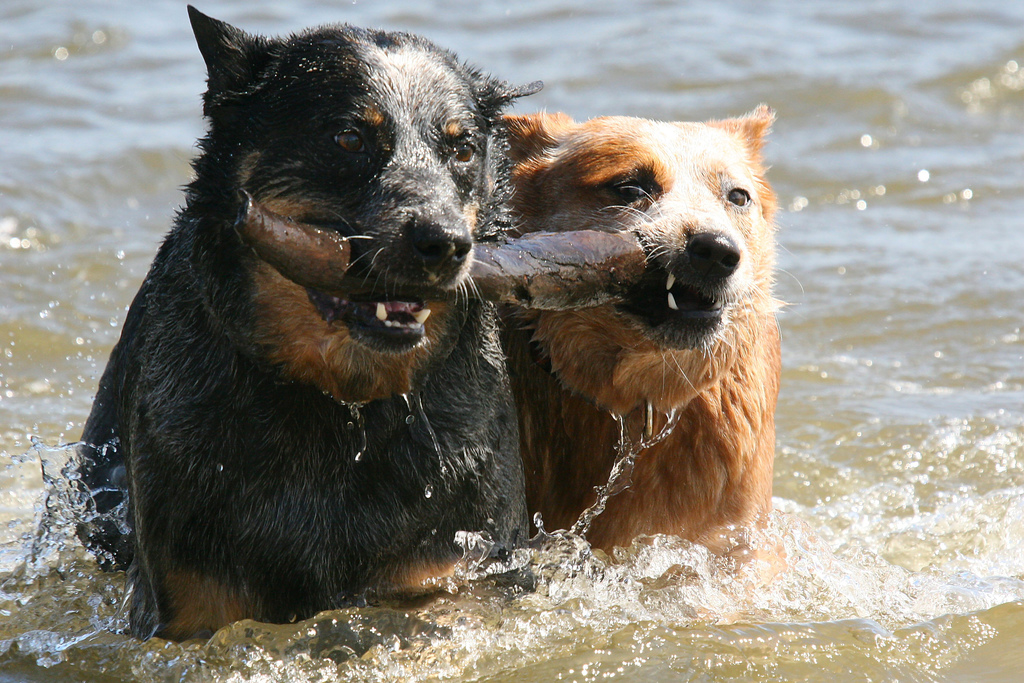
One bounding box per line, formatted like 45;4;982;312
471;231;645;310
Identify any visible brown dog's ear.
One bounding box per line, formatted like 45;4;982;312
504;112;575;165
709;104;775;161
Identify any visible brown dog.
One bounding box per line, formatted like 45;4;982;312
502;107;780;555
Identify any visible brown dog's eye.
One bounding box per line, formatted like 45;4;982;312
728;188;751;207
335;130;365;153
454;143;474;163
608;170;661;205
613;183;646;203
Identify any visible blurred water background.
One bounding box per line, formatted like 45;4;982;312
1;1;1023;681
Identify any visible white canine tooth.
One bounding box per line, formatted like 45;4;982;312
413;308;431;324
667;292;679;310
666;273;675;290
375;303;387;321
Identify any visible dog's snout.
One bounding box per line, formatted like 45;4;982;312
686;232;741;280
407;215;472;273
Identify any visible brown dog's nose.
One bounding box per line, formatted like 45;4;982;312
686;232;741;280
408;217;472;273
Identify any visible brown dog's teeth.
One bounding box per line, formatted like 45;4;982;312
414;308;431;324
375;303;388;321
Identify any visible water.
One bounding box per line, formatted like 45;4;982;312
2;0;1023;680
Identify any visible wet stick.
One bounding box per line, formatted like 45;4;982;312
234;190;353;295
235;193;646;309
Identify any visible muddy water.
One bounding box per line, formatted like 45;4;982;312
2;1;1023;681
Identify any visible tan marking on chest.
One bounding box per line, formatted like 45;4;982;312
250;261;450;403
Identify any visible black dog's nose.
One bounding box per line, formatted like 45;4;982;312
408;218;472;273
686;232;742;280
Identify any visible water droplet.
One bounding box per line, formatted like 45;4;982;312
216;463;223;472
424;485;433;499
918;169;930;182
354;451;363;462
413;394;445;472
405;414;414;424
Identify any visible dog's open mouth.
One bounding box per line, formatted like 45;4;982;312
617;265;727;348
307;288;431;350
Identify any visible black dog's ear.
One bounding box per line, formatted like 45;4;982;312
187;6;270;111
476;78;543;121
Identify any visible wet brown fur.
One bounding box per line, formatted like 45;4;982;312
504;108;781;553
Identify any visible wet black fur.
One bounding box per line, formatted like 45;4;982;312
76;7;537;639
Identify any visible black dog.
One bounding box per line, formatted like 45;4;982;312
76;6;538;640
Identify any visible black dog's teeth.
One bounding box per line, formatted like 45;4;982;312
361;300;431;328
306;289;431;329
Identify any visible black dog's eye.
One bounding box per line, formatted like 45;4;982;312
453;142;474;163
335;130;365;153
727;188;751;207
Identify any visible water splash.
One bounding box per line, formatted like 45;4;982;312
0;441;130;673
0;439;1021;681
4;416;1024;682
570;405;680;537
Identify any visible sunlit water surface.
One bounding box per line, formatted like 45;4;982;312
2;1;1023;681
